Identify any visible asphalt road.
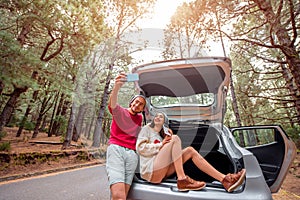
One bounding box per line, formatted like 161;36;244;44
0;165;110;200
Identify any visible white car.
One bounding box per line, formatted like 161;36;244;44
127;57;296;200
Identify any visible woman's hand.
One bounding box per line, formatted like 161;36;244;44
160;134;172;149
163;135;171;144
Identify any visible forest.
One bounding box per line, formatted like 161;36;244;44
0;0;299;151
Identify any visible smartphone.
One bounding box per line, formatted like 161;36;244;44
163;125;171;136
126;73;139;82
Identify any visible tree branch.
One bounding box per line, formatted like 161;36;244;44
40;30;64;62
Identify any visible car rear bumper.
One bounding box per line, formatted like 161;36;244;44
128;177;272;200
128;153;273;200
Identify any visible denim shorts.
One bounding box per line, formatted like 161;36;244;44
106;144;138;186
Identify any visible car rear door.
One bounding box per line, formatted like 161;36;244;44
131;57;231;122
230;125;297;193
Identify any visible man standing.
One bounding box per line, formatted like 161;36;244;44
106;73;146;200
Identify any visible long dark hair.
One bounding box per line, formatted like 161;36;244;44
149;112;168;138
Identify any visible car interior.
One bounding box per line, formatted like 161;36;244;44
236;127;285;187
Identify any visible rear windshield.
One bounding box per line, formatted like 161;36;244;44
150;93;215;107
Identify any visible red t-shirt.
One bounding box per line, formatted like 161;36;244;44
108;104;143;150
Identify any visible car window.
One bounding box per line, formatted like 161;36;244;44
232;128;276;147
150;93;215;107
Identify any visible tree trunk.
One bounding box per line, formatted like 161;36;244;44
92;117;103;148
48;91;61;137
16;90;39;137
87;115;95;140
72;103;87;142
32;92;53;138
39;115;47;132
16;106;31;137
62;102;77;149
0;87;28;133
0;80;4;96
281;63;298;124
51;94;67;136
92;68;113;147
100;114;108;145
32;112;43;138
230;74;242;127
1;71;38;133
54;99;69;136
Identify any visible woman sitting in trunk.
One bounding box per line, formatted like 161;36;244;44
136;112;246;192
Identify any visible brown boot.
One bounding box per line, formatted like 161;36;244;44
177;176;206;191
222;169;246;192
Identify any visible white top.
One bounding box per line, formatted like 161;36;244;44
136;124;163;181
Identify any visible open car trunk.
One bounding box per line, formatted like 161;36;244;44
132;57;239;189
135;122;238;189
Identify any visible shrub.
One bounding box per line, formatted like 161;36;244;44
285;126;300;149
0;142;11;152
24;121;35;131
6;115;18;127
54;116;68;134
0;131;7;141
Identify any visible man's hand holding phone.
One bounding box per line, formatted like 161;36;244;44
118;73;139;82
126;73;139;82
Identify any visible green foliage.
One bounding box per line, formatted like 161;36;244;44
0;131;7;140
54;116;68;135
0;0;109;99
12;152;50;165
164;0;300;129
0;29;43;91
6;115;19;127
285;126;300;148
1;0;158;150
23;121;35;131
76;151;89;161
0;142;11;152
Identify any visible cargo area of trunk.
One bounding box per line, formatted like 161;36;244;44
135;122;239;188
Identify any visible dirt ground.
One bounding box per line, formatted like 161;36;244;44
0;127;299;199
0;127;104;178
